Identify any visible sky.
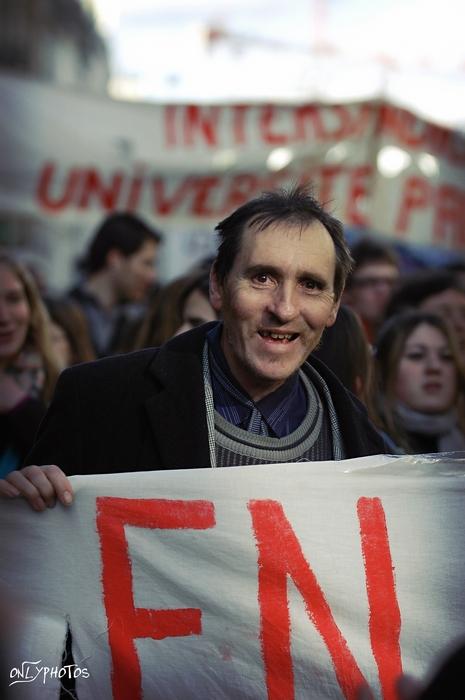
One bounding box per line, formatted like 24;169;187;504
89;0;465;128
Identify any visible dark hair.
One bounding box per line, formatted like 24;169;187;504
80;213;162;274
346;238;399;292
350;238;399;273
313;305;373;404
213;184;353;300
177;270;211;316
44;296;96;365
385;270;465;319
133;268;212;349
372;310;465;451
443;260;465;274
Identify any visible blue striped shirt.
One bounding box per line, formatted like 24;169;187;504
207;323;307;438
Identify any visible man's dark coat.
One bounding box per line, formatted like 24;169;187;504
27;323;385;475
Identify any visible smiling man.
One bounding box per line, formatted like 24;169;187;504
68;212;162;358
1;186;385;509
210;218;340;402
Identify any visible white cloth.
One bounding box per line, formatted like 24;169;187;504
2;454;465;700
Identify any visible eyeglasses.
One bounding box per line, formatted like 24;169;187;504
351;276;398;289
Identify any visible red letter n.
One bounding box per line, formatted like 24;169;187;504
248;499;402;700
96;497;215;700
358;497;402;700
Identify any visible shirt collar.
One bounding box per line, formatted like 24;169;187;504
207;322;305;437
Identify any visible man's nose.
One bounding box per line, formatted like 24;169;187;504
267;284;298;322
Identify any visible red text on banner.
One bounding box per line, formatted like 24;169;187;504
248;497;402;700
96;497;216;700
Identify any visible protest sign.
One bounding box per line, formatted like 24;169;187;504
1;74;464;287
2;454;465;699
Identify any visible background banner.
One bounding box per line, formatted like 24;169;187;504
2;454;465;699
1;74;464;287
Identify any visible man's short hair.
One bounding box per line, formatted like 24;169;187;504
213;184;353;300
80;213;162;274
349;238;399;275
385;269;465;319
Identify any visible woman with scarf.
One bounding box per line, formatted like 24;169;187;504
0;254;60;475
372;310;465;454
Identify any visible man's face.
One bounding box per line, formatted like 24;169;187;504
345;262;399;324
210;221;340;401
112;240;159;302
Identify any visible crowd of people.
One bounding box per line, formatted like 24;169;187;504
1;186;465;699
1;197;465;478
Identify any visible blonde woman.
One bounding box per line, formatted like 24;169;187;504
372;310;465;454
0;254;59;475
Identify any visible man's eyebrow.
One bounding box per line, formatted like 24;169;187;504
245;264;281;277
245;264;329;287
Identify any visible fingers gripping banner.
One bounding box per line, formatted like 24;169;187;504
2;455;465;699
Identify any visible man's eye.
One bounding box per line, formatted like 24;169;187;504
301;279;322;292
253;274;270;284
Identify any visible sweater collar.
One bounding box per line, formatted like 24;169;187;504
206;322;305;438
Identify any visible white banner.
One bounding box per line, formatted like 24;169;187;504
1;73;464;256
2;454;465;700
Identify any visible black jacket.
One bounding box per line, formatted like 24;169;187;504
26;323;385;475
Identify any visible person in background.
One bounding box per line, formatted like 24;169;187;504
0;254;60;475
134;267;217;349
174;269;218;336
343;238;400;344
68;212;162;357
1;184;386;509
385;269;465;351
371;311;465;454
443;260;465;286
312;305;373;407
44;297;96;369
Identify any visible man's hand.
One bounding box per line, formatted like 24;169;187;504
0;465;73;512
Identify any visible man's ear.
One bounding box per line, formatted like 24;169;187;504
209;265;223;312
325;298;341;328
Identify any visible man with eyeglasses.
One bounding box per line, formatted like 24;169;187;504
343;238;400;344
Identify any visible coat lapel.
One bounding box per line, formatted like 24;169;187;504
143;326;213;469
